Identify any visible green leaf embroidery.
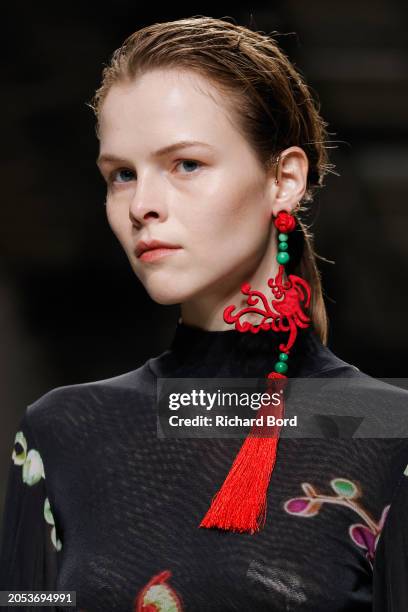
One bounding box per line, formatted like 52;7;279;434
330;478;358;498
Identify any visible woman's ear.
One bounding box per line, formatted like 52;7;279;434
269;146;309;216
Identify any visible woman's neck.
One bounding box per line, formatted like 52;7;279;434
180;258;285;332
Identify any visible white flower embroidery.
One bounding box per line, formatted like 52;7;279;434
12;431;27;466
12;429;62;552
44;497;62;551
22;449;45;486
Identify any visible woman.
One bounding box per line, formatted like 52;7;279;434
0;15;407;612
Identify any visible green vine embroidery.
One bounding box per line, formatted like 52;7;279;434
284;477;390;568
12;430;62;551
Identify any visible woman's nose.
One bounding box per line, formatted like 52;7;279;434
128;177;168;225
129;205;160;225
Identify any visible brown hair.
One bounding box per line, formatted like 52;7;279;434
88;15;337;345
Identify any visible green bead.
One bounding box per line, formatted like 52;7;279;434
277;252;290;264
274;361;288;374
279;352;289;362
278;241;288;251
278;233;288;241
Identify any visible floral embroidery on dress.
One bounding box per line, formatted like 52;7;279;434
44;497;62;551
12;430;62;551
133;569;184;611
12;431;44;485
283;477;390;568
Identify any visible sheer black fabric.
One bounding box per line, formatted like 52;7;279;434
0;320;407;611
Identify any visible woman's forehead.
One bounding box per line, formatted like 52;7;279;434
97;70;240;153
101;68;224;114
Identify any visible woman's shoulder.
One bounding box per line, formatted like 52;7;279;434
24;359;156;432
314;377;408;449
305;329;405;390
295;329;408;438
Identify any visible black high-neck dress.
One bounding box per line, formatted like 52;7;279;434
0;320;407;611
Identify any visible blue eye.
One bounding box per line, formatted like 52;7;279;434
177;160;202;174
110;168;135;183
107;160;202;186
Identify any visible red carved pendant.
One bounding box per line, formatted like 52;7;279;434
223;264;311;353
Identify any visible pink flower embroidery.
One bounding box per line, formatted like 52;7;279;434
284;478;390;568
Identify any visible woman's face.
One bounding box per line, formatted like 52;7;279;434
97;68;284;312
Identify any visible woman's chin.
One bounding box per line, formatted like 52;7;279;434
144;284;202;306
150;295;182;306
144;288;187;306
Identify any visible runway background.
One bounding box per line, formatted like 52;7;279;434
1;2;408;521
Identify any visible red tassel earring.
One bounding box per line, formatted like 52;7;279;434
199;171;312;534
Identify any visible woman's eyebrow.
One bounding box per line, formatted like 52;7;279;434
96;140;215;167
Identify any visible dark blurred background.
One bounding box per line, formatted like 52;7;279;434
1;2;407;519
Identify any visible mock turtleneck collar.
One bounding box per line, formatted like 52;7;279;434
171;317;291;371
148;317;350;380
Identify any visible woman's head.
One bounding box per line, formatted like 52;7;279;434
89;16;335;342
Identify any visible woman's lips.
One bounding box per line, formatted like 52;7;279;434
139;247;182;262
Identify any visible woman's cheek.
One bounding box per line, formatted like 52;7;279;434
106;199;126;234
